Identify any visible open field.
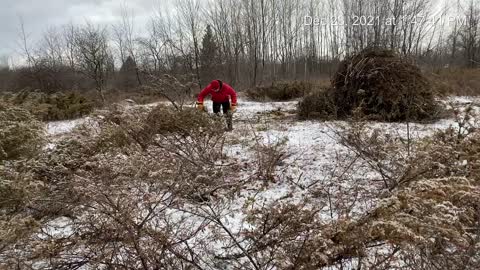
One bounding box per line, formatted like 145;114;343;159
6;95;474;269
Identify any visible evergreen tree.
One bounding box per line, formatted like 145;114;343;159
118;56;138;90
200;25;219;86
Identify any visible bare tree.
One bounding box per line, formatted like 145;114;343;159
8;0;480;89
177;0;203;88
137;19;165;73
113;3;142;86
16;16;35;68
460;0;480;67
73;23;112;103
63;23;77;70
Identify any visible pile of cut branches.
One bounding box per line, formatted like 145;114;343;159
332;48;440;121
299;48;441;122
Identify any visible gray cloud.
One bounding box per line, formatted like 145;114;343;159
0;0;159;64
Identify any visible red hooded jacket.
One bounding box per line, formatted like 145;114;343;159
197;81;237;105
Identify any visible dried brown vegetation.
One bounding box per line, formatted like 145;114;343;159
297;89;338;120
0;102;239;269
143;73;198;110
237;110;480;269
1;99;479;269
429;68;480;96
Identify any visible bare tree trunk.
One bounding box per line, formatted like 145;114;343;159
177;0;203;89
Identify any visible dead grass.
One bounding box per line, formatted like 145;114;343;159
429;68;480;96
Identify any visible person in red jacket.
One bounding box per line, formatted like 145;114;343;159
197;80;237;130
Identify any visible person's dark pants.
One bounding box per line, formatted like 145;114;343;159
212;102;231;114
212;101;233;130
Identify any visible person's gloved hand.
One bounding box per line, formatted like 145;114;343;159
231;103;237;113
196;102;204;111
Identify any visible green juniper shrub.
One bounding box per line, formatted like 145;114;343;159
3;90;94;121
246;81;312;101
0;101;44;161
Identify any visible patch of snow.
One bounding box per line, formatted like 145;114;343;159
444;95;480;105
46;118;86;136
39;216;74;240
43;143;56;150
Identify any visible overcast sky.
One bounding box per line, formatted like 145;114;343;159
0;0;464;67
0;0;165;65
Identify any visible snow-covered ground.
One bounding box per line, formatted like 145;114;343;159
38;96;480;269
44;97;478;195
46;118;87;136
46;96;480;136
47;96;480;136
44;96;480;209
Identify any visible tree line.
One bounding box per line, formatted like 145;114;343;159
0;0;479;98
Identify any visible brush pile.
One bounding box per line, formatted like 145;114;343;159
300;48;441;121
332;48;440;121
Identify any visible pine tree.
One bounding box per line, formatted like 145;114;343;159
200;25;219;86
0;55;9;71
118;56;138;90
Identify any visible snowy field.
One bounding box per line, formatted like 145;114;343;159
46;96;480;136
37;96;480;268
43;97;480;215
45;97;480;204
